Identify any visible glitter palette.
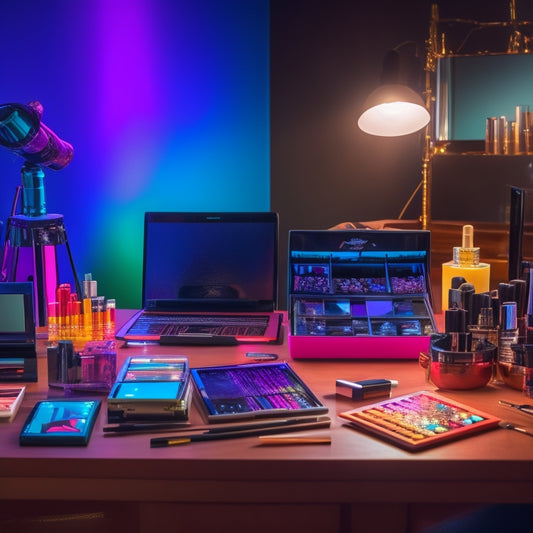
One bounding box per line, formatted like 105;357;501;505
339;390;500;451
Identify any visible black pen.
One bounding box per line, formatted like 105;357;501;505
150;417;331;447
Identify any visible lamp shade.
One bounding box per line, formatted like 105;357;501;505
358;84;430;137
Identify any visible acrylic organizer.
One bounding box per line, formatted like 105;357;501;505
287;229;436;359
47;339;117;394
420;333;497;390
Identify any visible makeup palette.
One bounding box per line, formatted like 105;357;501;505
287;229;436;359
339;391;500;451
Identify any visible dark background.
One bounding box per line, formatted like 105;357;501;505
270;0;533;307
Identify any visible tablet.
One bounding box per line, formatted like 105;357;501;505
19;399;101;446
191;361;328;422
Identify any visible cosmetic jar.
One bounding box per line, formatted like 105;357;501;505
500;344;533;398
419;333;496;390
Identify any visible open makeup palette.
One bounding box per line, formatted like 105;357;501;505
288;229;437;359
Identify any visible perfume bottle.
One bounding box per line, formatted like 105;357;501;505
441;225;491;311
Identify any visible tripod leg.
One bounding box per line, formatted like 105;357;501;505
64;230;82;301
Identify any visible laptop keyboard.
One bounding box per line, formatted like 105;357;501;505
128;313;269;337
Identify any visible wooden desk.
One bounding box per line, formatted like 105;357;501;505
1;311;533;533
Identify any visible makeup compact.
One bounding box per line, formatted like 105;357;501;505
287;229;436;359
420;333;497;390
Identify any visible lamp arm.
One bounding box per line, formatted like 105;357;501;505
397;179;423;221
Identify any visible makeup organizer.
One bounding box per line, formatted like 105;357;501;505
287;229;436;359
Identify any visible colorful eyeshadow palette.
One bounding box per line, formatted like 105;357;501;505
191;362;328;422
339;391;500;451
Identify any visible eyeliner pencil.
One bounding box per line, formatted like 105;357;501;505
150;418;331;448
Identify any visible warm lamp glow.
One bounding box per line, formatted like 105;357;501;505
358;84;430;137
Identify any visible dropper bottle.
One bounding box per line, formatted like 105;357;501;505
441;225;491;311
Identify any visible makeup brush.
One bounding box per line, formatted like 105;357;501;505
499;421;533;437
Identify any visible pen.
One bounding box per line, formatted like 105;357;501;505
498;399;533;416
150;417;331;448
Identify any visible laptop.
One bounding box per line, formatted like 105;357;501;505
0;282;38;381
116;212;283;345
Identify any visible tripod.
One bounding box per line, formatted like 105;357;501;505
1;165;81;327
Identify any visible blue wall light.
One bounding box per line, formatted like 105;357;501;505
0;0;270;309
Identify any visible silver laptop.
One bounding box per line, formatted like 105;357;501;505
116;212;282;345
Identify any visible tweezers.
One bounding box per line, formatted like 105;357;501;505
499;400;533;416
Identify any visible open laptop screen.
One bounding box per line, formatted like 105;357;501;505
142;212;278;311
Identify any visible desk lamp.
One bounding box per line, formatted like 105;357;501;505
0;101;81;326
358;35;433;229
359;1;533;230
358;48;430;137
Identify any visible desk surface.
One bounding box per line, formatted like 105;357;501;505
1;311;533;531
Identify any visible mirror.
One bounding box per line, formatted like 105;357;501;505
434;53;533;142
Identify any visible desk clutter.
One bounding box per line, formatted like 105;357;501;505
431;225;533;398
1;221;533;451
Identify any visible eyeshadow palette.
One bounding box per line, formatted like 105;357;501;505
0;386;25;422
107;356;191;422
191;361;328;422
288;229;436;359
339;391;500;451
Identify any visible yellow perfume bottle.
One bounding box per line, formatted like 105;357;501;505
441;225;491;312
